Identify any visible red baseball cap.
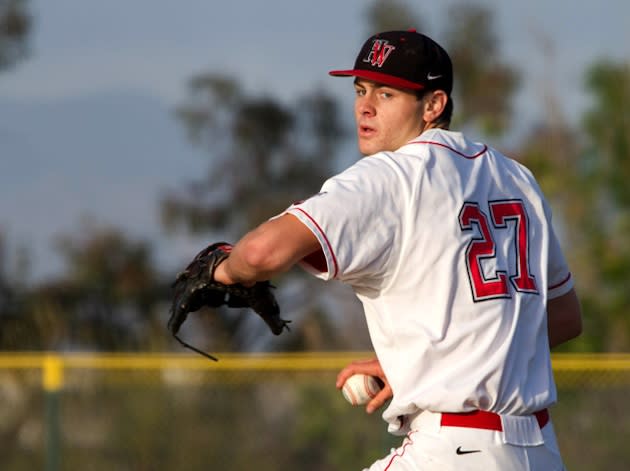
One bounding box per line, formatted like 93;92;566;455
329;29;453;95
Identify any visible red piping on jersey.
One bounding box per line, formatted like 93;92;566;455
549;272;572;290
409;140;488;159
291;208;339;278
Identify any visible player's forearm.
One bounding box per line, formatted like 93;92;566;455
547;288;583;349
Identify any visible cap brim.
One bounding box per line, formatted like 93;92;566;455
329;69;424;91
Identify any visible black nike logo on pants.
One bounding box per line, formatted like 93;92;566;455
456;446;481;455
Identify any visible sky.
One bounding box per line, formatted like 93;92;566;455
1;0;629;281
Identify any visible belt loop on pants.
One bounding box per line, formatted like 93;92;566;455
439;408;549;431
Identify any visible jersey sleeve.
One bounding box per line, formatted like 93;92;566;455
282;155;401;287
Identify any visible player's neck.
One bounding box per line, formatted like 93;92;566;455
420;121;449;134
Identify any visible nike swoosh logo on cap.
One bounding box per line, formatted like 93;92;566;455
427;72;442;80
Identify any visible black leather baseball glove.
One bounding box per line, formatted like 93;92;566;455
168;242;290;360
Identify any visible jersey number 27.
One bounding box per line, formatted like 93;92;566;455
458;200;538;301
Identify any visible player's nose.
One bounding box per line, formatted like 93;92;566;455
356;95;376;117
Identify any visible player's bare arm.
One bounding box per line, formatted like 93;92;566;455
213;213;320;285
336;358;393;414
547;287;583;348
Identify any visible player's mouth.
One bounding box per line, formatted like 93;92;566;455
358;125;376;138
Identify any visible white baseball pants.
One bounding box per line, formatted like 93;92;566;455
363;410;566;471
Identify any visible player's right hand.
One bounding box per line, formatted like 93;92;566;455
336;357;393;414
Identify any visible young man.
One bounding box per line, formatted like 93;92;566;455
213;30;582;470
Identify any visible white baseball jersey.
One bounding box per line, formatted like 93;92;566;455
283;128;573;435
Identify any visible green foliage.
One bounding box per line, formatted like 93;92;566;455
573;61;630;351
444;4;519;136
364;1;518;137
0;0;30;71
165;74;346;237
363;0;422;34
518;59;630;351
583;61;630;206
163;72;358;355
0;222;167;352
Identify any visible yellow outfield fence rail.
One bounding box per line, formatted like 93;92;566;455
0;352;630;390
1;352;629;470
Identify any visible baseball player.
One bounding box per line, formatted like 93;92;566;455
211;30;582;470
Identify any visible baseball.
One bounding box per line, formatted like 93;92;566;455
341;374;383;406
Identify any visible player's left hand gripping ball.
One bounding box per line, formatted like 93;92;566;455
168;242;290;357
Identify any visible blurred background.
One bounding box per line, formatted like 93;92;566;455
0;0;629;469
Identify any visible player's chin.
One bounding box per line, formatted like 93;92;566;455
358;138;381;156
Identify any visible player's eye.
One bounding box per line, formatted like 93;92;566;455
354;88;366;97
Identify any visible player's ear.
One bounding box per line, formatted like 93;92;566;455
421;90;448;123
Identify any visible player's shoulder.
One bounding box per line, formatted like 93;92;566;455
340;149;407;179
402;129;537;176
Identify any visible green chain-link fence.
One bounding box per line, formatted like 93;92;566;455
1;353;628;470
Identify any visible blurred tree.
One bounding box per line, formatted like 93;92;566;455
0;222;168;351
583;61;630;207
163;74;345;236
0;0;32;343
0;0;32;345
518;57;630;351
577;61;630;350
0;232;32;348
50;223;164;351
364;0;421;34
364;1;518;137
0;233;14;315
161;72;369;354
443;4;519;136
0;0;31;71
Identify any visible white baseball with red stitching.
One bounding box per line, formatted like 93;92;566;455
342;374;382;406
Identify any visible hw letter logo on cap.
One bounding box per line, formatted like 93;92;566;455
363;40;395;68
